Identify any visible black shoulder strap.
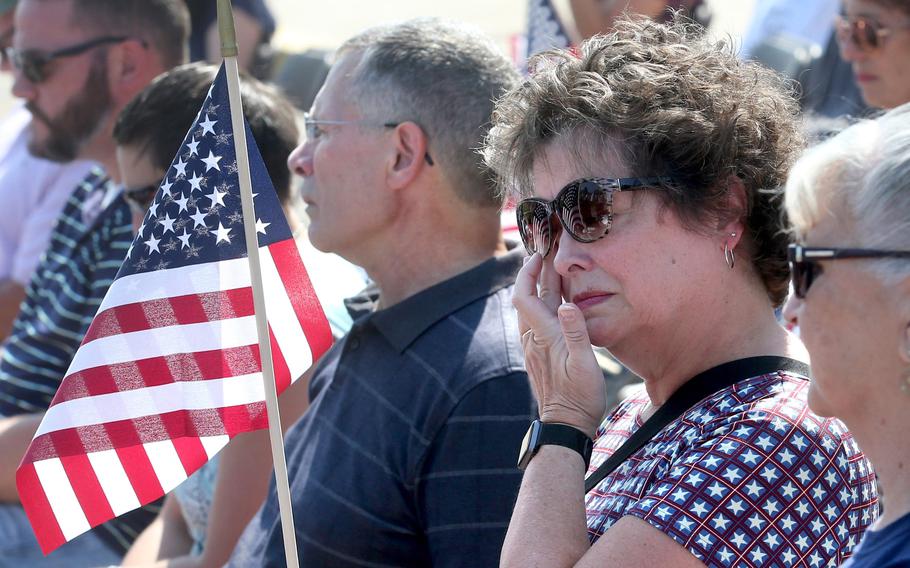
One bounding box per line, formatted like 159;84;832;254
584;356;810;493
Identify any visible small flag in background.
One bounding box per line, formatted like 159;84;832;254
523;0;572;64
16;64;332;554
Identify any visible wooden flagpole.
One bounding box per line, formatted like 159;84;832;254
217;1;300;566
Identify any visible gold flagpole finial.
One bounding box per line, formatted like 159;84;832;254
216;0;239;57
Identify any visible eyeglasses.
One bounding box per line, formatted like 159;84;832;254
123;184;158;216
834;15;910;52
302;112;434;166
4;35;133;83
788;243;910;298
516;176;673;257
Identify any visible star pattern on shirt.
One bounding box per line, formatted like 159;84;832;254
584;373;879;568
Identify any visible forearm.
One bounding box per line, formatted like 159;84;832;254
0;413;43;502
501;446;590;568
0;279;26;342
196;371;312;566
122;494;192;565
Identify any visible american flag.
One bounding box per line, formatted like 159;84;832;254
16;64;332;554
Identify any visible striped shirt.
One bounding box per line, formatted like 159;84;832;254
0;168;151;552
230;249;536;567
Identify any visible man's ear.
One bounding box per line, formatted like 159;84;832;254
108;38;154;99
386;121;429;191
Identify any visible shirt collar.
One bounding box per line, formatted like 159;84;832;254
344;247;524;353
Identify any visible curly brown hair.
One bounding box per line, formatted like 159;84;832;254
483;15;804;306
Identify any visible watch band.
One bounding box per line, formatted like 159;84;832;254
517;420;594;470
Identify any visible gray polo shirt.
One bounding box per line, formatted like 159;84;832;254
231;249;535;567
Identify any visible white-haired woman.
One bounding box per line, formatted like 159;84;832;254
783;103;910;567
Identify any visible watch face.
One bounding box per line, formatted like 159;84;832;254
517;420;541;470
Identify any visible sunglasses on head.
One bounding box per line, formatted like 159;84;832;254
123;184;159;216
516;176;673;257
834;15;910;52
788;244;910;298
4;35;133;83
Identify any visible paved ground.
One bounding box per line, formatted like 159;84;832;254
0;0;756;118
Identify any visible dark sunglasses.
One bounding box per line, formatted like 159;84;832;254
302;112;434;166
5;35;132;83
0;28;13;66
788;243;910;298
834;15;910;52
123;184;159;215
516;176;673;257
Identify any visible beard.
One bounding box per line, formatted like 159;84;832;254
26;52;113;163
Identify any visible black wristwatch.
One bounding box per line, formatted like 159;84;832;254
517;420;594;470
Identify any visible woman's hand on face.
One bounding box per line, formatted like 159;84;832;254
513;253;607;439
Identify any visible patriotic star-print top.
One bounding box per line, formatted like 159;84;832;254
585;371;878;567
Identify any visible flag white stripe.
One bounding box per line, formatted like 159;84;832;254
261;247;314;380
86;450;141;515
37;372;265;437
143;440;187;492
199;435;230;459
33;459;90;540
98;254;254;313
66;316;257;376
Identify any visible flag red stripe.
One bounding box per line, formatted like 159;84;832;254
49;344;262;406
16;464;66;555
268;239;333;362
59;453;114;527
269;327;291;394
24;404;268;462
82;288;255;344
171;436;209;478
116;444;163;506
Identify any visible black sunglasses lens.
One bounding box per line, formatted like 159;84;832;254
516;201;553;256
559;180;611;242
792;260;817;299
17;53;45;83
125;186;157;209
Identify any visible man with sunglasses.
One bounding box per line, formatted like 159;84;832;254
0;0;189;565
0;0;94;343
229;20;536;567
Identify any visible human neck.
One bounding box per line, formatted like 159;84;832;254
842;404;910;529
81;130;119;183
615;291;805;407
359;203;506;309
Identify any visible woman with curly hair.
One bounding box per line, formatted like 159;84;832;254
484;15;878;567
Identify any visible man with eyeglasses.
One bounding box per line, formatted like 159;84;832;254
0;0;94;343
229;19;535;568
0;0;189;565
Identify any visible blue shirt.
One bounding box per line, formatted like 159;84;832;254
0;169;132;416
842;511;910;568
230;249;536;567
0;169;156;554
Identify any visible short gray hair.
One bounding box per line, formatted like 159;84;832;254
336;18;520;208
785;103;910;282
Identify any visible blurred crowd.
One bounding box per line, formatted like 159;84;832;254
0;0;908;567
